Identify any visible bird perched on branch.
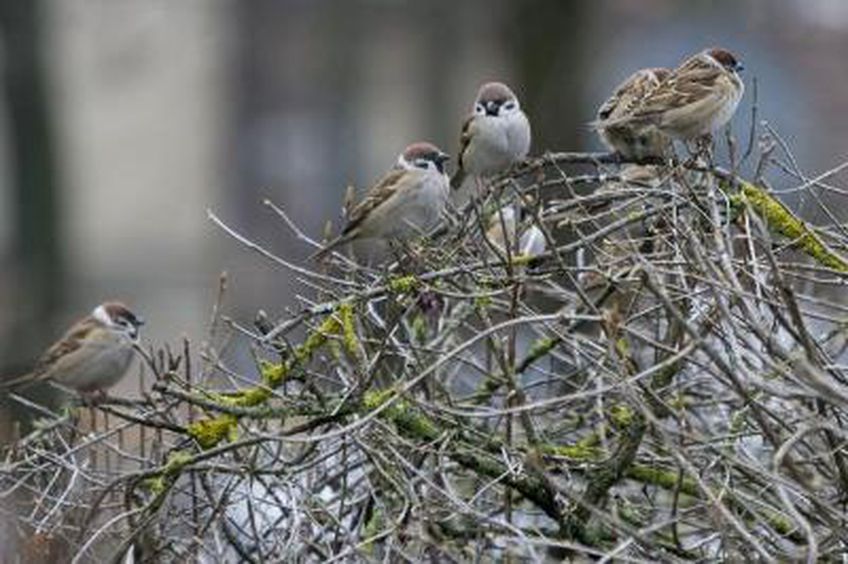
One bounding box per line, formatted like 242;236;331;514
312;142;450;260
484;205;547;260
594;67;672;159
2;302;144;394
596;47;744;143
451;82;531;199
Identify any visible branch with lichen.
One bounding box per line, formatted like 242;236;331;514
186;300;359;448
721;176;848;272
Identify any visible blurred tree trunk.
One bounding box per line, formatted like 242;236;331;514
0;0;63;439
508;0;591;152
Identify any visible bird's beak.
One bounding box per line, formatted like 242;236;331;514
485;101;499;116
436;152;451;165
134;316;145;327
734;62;744;72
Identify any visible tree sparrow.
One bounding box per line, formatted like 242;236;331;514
451;82;531;196
598;48;744;142
3;302;144;394
313;142;450;259
484;205;547;260
594;67;672;159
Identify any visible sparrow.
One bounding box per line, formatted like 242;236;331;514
598;48;744;142
594;67;672;159
451;82;531;196
3;302;144;394
313;142;450;259
484;205;547;259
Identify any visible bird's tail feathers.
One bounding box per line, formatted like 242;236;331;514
0;372;40;391
309;232;353;261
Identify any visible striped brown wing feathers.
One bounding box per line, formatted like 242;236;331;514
627;61;721;122
598;70;662;121
31;318;96;377
450;114;474;189
343;168;407;235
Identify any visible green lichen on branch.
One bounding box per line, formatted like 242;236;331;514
543;434;602;460
363;387;563;522
624;464;797;539
626;464;697;496
187;414;238;449
733;180;848;272
187;304;353;449
338;301;363;361
144;450;194;495
387;275;419;294
609;403;634;429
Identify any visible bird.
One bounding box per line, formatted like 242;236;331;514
597;48;744;142
483;205;517;256
594;67;672;159
519;223;547;258
483;205;547;260
312;142;451;260
2;302;144;394
451;82;531;198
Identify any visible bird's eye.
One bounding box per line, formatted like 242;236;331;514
503;101;516;111
474;103;485;114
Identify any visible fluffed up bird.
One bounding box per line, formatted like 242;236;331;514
451;82;531;200
595;48;744;143
312;142;451;260
594;67;672;159
2;302;144;394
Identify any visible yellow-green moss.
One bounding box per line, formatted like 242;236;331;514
338;301;361;360
215;386;272;408
387;275;419;294
187;414;238;449
261;359;288;388
626;464;698;496
295;313;342;363
145;450;193;494
364;388;396;410
411;314;427;343
363;388;440;438
184;305;358;449
609;404;634;428
625;464;796;537
735;180;848;272
543;434;602;460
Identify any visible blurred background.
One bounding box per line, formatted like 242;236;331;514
1;0;848;398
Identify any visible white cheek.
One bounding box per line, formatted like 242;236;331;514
92;305;111;326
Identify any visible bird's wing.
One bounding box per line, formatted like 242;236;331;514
624;60;722;124
311;168;414;260
1;318;100;388
343;167;409;234
451;114;475;189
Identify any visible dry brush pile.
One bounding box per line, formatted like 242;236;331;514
3;132;848;562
